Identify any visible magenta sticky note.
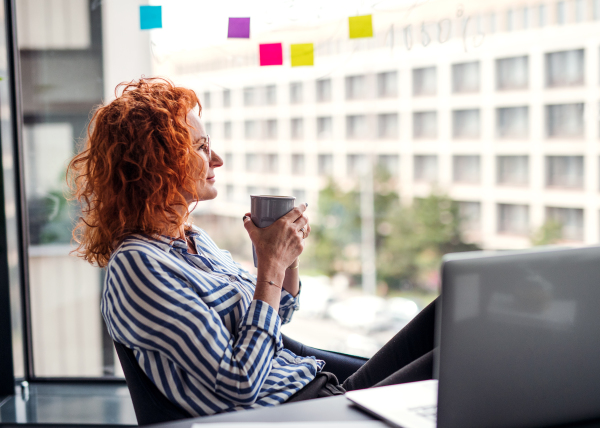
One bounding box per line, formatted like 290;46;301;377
259;43;283;66
228;17;250;38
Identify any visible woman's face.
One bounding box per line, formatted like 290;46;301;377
186;110;223;203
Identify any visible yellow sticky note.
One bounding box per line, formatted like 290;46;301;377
349;15;373;39
291;43;314;67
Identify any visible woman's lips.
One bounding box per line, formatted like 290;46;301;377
206;176;215;181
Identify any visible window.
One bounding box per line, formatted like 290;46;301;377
345;75;366;100
317;116;333;139
265;154;279;174
378;155;399;177
546;156;584;189
245;153;260;172
224;153;233;171
595;0;600;19
377;113;399;139
203;91;211;108
498;204;529;235
457;201;481;231
546;207;584;241
292;154;305;175
412;67;437;96
243;87;256;106
497;156;529;186
224;121;232;139
264;119;278;139
546;104;584;138
264;85;277;105
539;4;547;26
546;50;584;87
223;89;231;107
290;82;303;104
557;1;566;25
453;155;481;184
522;7;530;28
267;187;280;196
413;111;438;139
318;154;333;176
316;78;332;102
292;188;306;203
497;107;529;139
496;56;528;90
377;71;398;97
506;9;515;31
291;118;304;140
247;185;260;198
226;185;234;201
414;155;438;182
576;0;586;22
205;122;213;135
347;154;367;176
244;120;258;139
453;109;480;139
452;62;480;93
346;115;368;139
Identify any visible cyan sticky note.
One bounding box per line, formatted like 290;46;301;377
140;6;162;30
259;43;283;66
291;43;314;67
349;15;373;39
228;17;250;38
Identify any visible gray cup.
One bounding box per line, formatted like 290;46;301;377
250;195;296;267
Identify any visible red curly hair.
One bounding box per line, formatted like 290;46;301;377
67;77;204;267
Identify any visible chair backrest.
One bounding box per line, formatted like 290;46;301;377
113;341;192;425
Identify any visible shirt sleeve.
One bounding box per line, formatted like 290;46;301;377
104;250;283;406
278;282;301;324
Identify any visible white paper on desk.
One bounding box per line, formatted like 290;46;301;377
192;421;386;428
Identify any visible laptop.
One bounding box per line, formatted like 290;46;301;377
347;246;600;428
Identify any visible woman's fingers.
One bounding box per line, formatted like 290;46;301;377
282;203;307;223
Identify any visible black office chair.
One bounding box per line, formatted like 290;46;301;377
113;341;192;425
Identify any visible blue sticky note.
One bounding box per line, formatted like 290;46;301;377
140;6;162;30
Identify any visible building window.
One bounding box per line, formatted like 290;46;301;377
546;207;584;241
243;87;256;106
292;154;305;175
497;204;529;235
345;75;366;100
291;118;303;140
346;115;367;139
316;78;332;102
265;154;278;174
317;116;333;139
377;154;399;177
452;61;480;93
522;7;530;28
224;153;233;171
290;82;303;104
226;184;234;201
318;154;333;176
457;201;481;231
556;1;566;24
546;156;584;189
412;66;437;96
205;122;213;136
453;109;480;139
347;154;367;176
539;4;547;26
497;156;529;186
413;111;437;139
453;155;480;184
292;188;306;203
224;121;232;139
264;85;277;105
506;9;514;31
223;89;231;108
546;50;584;87
377;71;398;98
264;119;278;139
203;91;211;108
546;103;584;138
594;0;600;19
497;106;529;139
245;153;260;172
496;56;528;90
414;155;438;182
377;113;399;139
244;120;258;139
575;0;586;22
267;187;279;196
247;185;260;198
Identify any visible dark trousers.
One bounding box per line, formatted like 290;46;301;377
283;298;436;394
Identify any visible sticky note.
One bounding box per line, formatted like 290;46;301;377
259;43;283;66
228;17;250;38
140;5;162;30
291;43;314;67
349;15;373;39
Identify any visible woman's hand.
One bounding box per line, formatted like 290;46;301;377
243;203;309;272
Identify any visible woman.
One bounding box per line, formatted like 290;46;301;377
68;77;435;418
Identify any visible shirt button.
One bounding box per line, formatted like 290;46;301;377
295;357;303;364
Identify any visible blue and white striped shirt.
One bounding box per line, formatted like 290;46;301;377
101;227;323;417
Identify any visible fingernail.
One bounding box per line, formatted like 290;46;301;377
304;202;308;208
243;215;248;221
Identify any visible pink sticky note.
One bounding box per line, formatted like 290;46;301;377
228;17;250;38
259;43;283;66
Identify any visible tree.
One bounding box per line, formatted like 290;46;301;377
530;220;563;246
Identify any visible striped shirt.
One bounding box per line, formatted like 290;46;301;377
101;227;323;417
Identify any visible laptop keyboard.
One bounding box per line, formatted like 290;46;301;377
408;404;437;421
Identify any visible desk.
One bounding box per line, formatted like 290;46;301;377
148;396;600;428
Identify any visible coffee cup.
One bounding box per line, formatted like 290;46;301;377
250;195;296;267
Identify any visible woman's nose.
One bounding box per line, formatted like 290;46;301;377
210;150;223;168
